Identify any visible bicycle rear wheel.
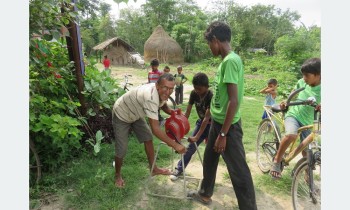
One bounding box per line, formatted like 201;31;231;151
256;119;280;173
29;138;42;185
292;161;321;210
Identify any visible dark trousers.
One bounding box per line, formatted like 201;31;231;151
175;86;183;104
199;119;257;210
176;119;211;172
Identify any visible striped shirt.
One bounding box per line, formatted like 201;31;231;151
113;83;165;123
148;70;162;83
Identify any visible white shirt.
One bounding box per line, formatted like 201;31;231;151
113;83;165;123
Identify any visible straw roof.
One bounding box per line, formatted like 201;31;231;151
144;25;184;64
93;37;135;52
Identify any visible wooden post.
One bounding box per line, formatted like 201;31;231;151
62;0;87;115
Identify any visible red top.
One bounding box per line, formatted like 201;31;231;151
148;70;162;83
103;58;110;69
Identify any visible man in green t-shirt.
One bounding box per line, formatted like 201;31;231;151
270;58;321;179
187;21;257;210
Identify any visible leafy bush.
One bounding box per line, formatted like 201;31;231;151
30;39;85;171
243;55;300;98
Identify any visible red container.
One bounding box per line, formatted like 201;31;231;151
164;109;190;142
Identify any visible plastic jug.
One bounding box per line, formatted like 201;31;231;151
164;109;190;142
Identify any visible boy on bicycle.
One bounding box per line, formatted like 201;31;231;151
270;58;321;179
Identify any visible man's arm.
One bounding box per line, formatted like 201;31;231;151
213;83;237;153
148;118;186;154
188;108;211;143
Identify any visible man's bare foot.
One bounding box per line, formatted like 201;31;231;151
151;167;171;176
115;177;125;188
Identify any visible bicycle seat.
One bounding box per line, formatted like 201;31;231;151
271;104;283;113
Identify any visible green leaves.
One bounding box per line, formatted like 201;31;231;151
87;130;105;155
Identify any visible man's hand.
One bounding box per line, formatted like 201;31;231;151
174;144;186;154
213;136;226;153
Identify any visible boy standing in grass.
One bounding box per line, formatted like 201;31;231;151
187;21;257;209
259;78;278;119
163;66;170;74
170;72;213;181
148;58;162;83
270;58;321;179
174;66;188;105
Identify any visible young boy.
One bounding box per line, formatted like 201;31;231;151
187;21;257;209
170;72;213;181
103;55;110;70
259;78;278;119
163;66;170;74
174;66;188;105
270;58;321;179
148;58;162;83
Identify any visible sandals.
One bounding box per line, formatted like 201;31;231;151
270;161;282;180
187;191;212;205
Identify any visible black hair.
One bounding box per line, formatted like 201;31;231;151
301;58;321;75
104;55;107;58
192;72;209;87
164;65;170;69
267;78;278;85
204;21;231;42
150;58;159;66
157;73;174;84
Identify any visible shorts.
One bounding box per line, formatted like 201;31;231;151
284;117;311;142
112;112;153;158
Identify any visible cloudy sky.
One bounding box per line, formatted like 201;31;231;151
104;0;321;27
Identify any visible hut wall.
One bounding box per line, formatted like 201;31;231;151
103;42;131;65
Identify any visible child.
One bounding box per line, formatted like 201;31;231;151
163;66;170;74
259;78;278;119
174;66;188;105
148;58;162;83
187;21;257;209
170;73;213;181
270;58;321;179
103;55;110;70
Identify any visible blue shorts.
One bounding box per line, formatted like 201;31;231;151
284;117;311;142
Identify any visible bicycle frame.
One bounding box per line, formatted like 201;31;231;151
262;104;321;167
263;105;284;141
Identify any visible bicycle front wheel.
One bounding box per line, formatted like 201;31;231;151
256;119;280;173
292;161;321;210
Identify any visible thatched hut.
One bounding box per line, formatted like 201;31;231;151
144;25;184;64
93;37;143;66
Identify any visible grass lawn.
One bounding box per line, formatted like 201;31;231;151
30;88;295;209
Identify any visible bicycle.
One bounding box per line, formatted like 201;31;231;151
29;138;42;185
116;74;133;97
256;87;321;210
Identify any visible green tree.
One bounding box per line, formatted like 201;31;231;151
274;26;321;65
142;0;177;30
